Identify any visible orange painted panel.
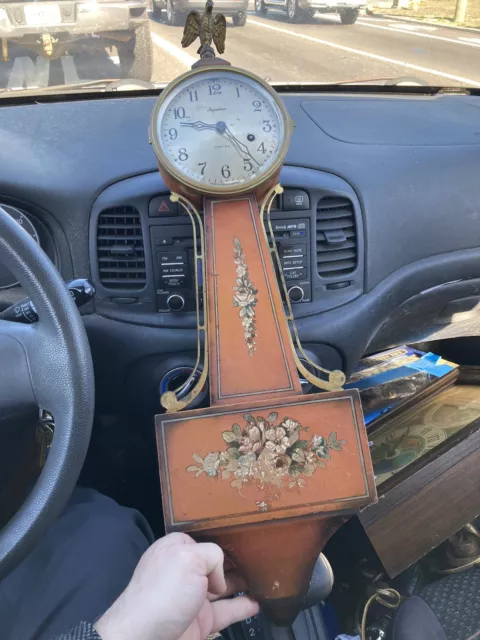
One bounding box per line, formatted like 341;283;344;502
205;196;302;404
157;390;376;532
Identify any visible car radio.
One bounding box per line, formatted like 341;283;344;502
149;192;312;313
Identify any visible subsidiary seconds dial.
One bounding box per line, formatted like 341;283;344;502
151;68;290;195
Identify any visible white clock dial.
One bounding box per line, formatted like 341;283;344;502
153;69;287;192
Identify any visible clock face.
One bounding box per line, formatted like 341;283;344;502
370;423;447;486
151;68;289;194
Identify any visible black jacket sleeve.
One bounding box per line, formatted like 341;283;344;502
52;621;102;640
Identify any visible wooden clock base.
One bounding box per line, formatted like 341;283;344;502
156;389;375;624
206;515;344;624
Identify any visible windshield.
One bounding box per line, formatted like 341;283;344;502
0;0;478;95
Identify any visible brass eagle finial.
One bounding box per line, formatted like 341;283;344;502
181;0;227;57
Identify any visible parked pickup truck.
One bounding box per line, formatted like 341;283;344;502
0;0;153;81
255;0;365;23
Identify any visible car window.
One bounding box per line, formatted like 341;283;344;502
0;0;478;95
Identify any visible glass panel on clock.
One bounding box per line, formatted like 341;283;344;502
370;384;480;486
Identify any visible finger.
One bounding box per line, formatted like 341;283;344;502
225;572;248;596
195;542;227;596
160;532;196;548
208;573;248;601
210;596;260;632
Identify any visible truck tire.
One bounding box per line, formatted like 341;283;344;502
118;23;153;82
166;0;183;25
232;12;247;25
339;8;359;23
287;0;300;22
255;0;268;15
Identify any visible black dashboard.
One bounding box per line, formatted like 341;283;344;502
1;90;480;413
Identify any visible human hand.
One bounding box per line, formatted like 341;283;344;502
94;532;259;640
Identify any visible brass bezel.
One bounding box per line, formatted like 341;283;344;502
150;65;293;196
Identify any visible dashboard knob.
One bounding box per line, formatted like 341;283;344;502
167;294;185;312
287;286;304;303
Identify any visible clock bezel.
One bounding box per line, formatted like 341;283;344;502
150;65;293;197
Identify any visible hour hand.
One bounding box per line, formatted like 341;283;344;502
180;121;217;131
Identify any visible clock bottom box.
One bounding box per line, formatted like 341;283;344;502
156;389;376;532
359;366;480;578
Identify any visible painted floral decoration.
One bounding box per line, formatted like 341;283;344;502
186;412;346;494
232;237;258;357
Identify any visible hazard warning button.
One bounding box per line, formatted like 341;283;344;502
149;195;178;217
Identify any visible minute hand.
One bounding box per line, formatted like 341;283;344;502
224;128;260;167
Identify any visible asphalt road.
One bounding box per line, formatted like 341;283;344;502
149;10;480;87
1;8;479;90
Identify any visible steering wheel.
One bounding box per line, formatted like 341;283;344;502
0;206;94;580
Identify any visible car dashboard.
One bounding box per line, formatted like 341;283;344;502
1;90;480;415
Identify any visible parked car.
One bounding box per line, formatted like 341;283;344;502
255;0;365;23
154;0;249;26
0;0;153;81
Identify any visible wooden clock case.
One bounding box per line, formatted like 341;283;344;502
151;53;377;625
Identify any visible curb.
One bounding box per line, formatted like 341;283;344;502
365;11;480;34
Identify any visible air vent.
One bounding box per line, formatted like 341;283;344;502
96;206;146;289
316;197;357;278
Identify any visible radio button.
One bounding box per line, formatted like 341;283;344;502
282;257;306;269
158;251;186;264
160;265;186;276
281;244;306;257
287;286;305;303
284;268;307;281
167;294;185;311
164;277;184;287
155;237;173;246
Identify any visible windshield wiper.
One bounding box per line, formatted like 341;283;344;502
271;76;428;87
0;77;162;99
270;79;476;95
